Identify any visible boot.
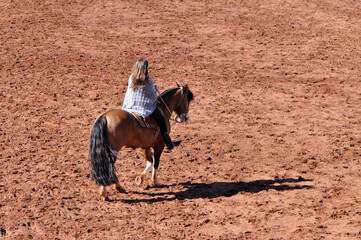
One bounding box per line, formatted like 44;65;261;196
162;132;181;151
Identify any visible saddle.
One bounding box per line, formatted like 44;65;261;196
129;112;158;130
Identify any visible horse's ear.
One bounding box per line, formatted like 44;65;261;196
176;82;180;87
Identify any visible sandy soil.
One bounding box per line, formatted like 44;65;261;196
1;0;360;239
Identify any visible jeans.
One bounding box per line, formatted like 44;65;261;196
150;107;168;133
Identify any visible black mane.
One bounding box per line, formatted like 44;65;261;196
158;87;180;99
158;87;194;102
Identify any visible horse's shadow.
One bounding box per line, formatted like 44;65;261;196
119;177;313;203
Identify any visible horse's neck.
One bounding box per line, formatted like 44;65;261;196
160;90;181;119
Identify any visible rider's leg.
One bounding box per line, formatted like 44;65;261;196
150;108;181;150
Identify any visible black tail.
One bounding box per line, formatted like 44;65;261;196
88;115;118;186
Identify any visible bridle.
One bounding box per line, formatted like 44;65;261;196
157;87;189;123
174;87;190;123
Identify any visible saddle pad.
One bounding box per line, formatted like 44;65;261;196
129;112;158;129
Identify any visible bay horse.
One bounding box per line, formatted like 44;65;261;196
88;85;194;200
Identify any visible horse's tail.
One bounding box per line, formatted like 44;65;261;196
88;115;118;186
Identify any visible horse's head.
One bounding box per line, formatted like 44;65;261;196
174;85;194;123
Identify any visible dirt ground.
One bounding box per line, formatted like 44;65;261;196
1;0;360;239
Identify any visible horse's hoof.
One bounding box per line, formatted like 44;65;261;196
135;175;143;186
100;195;109;201
150;182;159;188
114;185;127;194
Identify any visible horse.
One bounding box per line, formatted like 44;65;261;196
88;85;194;200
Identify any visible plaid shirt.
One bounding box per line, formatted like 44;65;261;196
122;76;159;118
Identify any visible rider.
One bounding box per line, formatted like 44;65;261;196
122;58;181;150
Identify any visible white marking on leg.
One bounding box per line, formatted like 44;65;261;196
142;161;153;175
100;186;107;200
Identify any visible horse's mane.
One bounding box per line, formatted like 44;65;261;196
158;87;194;102
158;87;179;99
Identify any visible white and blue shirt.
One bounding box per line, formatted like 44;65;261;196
122;76;159;118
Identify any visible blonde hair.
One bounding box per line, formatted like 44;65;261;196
130;58;149;89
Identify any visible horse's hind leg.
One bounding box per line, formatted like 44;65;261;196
99;186;108;201
113;183;126;193
135;148;153;186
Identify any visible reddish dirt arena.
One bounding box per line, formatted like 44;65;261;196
1;0;360;239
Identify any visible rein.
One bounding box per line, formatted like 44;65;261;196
157;93;172;117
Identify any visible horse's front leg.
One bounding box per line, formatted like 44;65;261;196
151;144;164;187
135;148;153;186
